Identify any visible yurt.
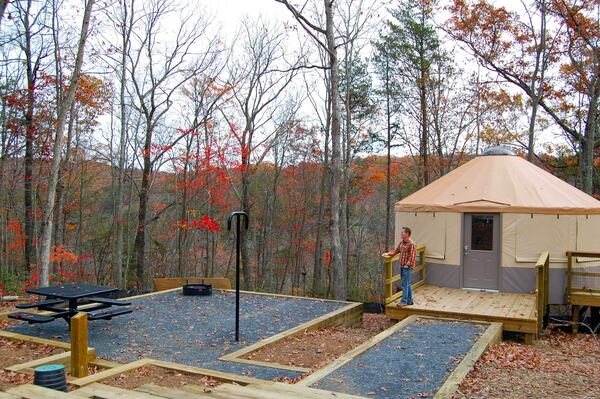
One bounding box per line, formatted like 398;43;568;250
395;147;600;304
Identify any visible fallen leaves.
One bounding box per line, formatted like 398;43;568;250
454;331;600;399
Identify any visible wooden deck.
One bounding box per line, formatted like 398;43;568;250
386;284;538;338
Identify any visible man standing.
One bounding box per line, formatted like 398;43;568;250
382;226;416;306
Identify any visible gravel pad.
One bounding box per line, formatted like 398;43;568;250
311;319;486;398
9;290;346;380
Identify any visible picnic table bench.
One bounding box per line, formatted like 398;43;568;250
8;284;133;325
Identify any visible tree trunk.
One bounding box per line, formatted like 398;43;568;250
38;0;95;287
240;165;252;290
581;75;599;194
385;58;393;250
325;0;345;301
23;1;35;272
134;124;152;290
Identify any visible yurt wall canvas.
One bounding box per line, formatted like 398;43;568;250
394;211;461;288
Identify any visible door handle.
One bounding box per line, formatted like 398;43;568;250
464;245;469;256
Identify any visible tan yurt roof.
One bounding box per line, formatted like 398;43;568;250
396;153;600;215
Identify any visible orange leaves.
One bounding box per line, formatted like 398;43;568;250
6;220;25;251
49;244;78;263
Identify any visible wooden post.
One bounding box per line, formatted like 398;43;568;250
572;304;579;334
418;247;426;282
384;258;393;302
70;312;89;378
566;252;572;304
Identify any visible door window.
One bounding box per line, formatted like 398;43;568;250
471;215;494;251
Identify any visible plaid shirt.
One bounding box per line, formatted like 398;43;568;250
394;239;417;268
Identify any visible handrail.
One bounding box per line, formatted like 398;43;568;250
383;246;426;305
534;251;549;337
566;251;600;298
566;250;600;333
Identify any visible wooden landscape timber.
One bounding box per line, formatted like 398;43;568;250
153;277;232;291
433;322;502;398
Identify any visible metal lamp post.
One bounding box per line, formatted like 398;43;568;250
227;211;248;342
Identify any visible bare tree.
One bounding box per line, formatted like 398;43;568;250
228;19;299;290
275;0;346;300
38;0;96;286
128;0;219;289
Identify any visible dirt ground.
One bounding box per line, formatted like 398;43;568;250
0;336;65;370
101;365;221;390
0;336;65;390
454;331;600;399
243;313;391;370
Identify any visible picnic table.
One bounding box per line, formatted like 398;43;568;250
8;284;132;325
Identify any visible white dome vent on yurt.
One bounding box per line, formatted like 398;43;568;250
481;146;516;156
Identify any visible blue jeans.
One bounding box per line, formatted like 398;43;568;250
401;267;413;304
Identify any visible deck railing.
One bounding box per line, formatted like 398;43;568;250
535;251;550;336
566;251;600;332
383;246;426;305
566;251;600;300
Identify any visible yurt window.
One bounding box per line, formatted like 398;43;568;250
471;215;494;251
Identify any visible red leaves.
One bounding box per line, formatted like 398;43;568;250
189;215;221;233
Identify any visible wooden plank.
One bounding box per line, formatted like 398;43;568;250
179;384;239;398
433;323;502;398
219;302;362;361
153;278;232;292
220;357;310;373
297;315;420;386
0;391;19;399
6;351;72;372
384;275;401;285
70;313;89;378
149;360;264;386
135;383;222;399
386;303;537;334
570;293;600;307
75;383;161;399
89;358;122;369
251;381;381;399
218;288;355;304
69;359;154;387
7;384;85;399
214;383;370;399
566;251;600;257
0;330;73;350
569;271;600;277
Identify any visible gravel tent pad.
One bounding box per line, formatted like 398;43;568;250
310;319;486;399
8;290;349;380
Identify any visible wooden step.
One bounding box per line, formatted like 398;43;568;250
74;383;162;399
0;390;19;399
251;381;368;399
135;383;224;399
6;384;83;399
179;385;239;398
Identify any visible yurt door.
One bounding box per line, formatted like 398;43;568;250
463;214;500;290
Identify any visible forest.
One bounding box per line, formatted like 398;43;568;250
0;0;597;302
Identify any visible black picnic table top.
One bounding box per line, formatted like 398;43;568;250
27;284;117;300
9;284;131;325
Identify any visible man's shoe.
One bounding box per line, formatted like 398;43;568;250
407;301;414;305
397;302;407;307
